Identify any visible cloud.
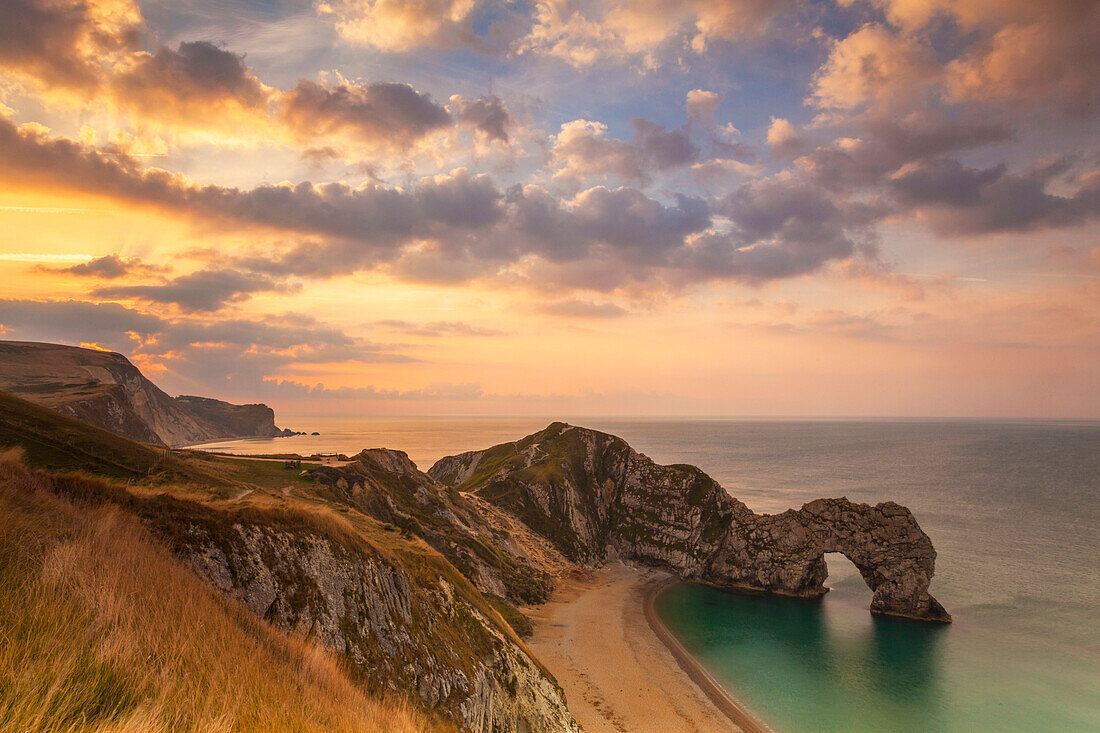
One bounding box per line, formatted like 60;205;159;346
810;24;938;111
690;158;762;188
633;119;698;169
889;158;1100;235
686;89;721;125
42;254;169;279
674;174;873;284
755;307;904;342
550;118;698;187
833;258;930;300
372;320;508;336
317;0;489;53
0;299;418;399
945;3;1100;114
449;94;512;141
255;378;484;401
0;0;141;91
517;0;785;67
798;110;1011;191
849;0;1100;114
0;298;162;353
112;41;270;124
535;299;629;318
766;117;805;157
280;79;452;150
0;2;509;155
93;268;297;311
0;116;880;292
550;119;645;186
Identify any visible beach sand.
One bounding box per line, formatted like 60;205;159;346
524;563;767;733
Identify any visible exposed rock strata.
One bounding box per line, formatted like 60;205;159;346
179;521;576;732
430;422;950;622
45;476;579;733
304;448;562;606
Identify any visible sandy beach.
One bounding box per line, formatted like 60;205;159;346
524;563;768;733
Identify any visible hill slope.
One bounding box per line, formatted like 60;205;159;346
0;452;435;733
0;409;579;732
0;341;292;446
0;390;231;484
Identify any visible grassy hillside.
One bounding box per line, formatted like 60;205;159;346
0;450;437;733
0;391;222;484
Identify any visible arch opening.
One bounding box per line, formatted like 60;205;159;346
823;552;873;597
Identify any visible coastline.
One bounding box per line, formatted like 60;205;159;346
643;579;770;733
524;563;769;733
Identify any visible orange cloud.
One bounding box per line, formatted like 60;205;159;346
831;0;1100;114
0;0;141;91
317;0;483;53
811;24;938;111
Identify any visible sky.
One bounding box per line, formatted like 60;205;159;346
0;0;1098;417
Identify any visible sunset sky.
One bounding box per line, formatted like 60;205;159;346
0;0;1098;416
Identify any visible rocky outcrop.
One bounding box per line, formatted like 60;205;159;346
0;341;291;446
430;422;950;622
41;473;579;733
176;519;577;733
305;448;560;605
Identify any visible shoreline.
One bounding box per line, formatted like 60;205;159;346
523;564;767;733
643;579;771;733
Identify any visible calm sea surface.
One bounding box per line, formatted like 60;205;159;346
202;417;1100;732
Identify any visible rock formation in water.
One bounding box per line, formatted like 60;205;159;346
429;422;950;622
0;341;293;446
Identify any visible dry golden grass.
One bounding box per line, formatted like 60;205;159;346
0;450;437;733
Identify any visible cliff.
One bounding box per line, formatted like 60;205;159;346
0;445;578;732
429;422;950;622
303;448;566;606
0;341;292;447
174;395;293;441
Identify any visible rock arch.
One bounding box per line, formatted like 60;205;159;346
429;423;951;623
708;498;951;622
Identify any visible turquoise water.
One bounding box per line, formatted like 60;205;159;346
205;417;1100;731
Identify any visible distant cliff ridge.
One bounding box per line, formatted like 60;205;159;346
0;341;294;447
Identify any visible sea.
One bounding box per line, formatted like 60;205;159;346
200;417;1100;732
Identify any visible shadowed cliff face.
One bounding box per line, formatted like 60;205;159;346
0;341;290;446
430;422;950;623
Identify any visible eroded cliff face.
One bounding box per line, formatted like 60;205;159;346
178;522;576;732
46;477;579;733
430;422;950;622
173;396;293;441
304;448;562;606
0;341;290;446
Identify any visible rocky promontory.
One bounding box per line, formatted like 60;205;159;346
429;422;950;622
0;341;294;447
